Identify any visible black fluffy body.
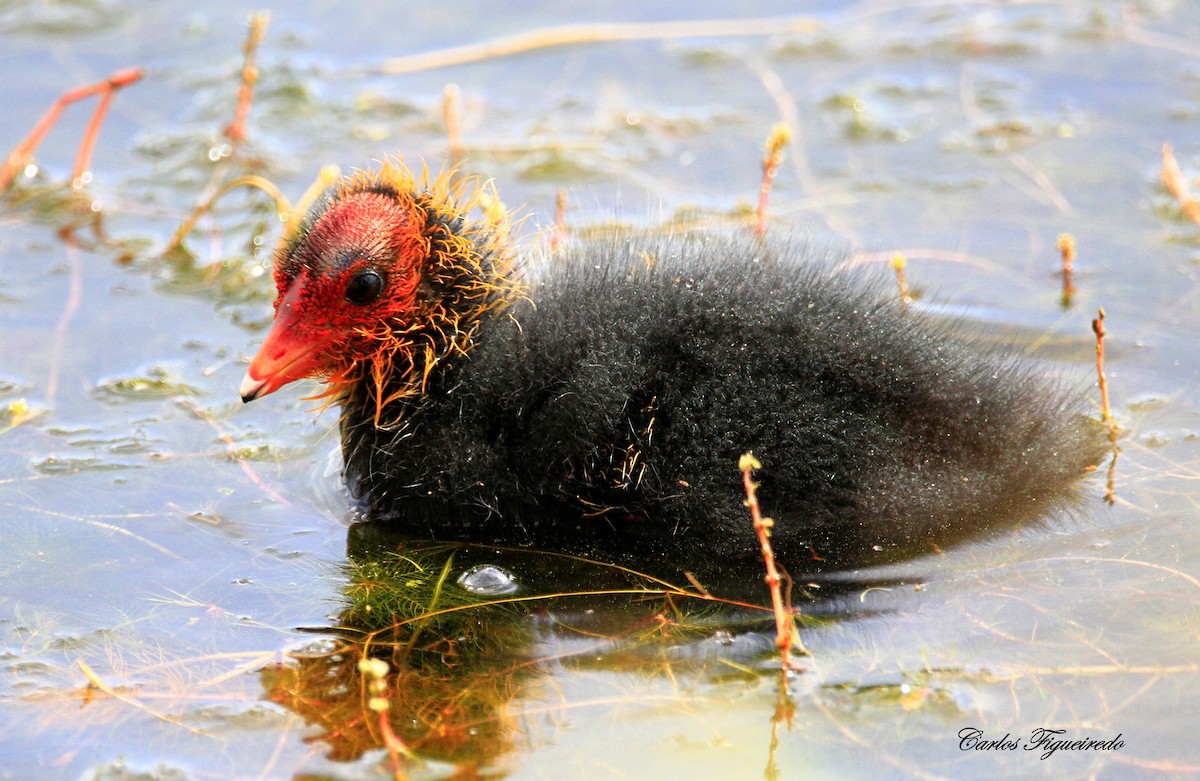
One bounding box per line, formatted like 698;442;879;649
338;233;1105;574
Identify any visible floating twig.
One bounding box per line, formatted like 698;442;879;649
739;453;804;670
225;12;269;142
0;67;142;191
754;123;791;237
1057;233;1076;308
890;253;913;308
1162;142;1200;224
442;83;463;162
77;659;210;737
363;17;819;76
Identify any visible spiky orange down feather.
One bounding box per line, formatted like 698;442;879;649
277;162;525;427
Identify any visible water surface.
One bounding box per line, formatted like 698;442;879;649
2;1;1199;779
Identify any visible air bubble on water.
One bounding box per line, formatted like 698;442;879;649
457;564;519;595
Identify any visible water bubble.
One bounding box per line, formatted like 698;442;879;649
287;638;339;657
457;564;519;595
712;629;735;646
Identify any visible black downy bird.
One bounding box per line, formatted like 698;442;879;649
240;162;1105;574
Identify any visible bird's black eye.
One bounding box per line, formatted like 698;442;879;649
345;270;383;304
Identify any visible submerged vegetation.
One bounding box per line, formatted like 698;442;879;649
267;537;812;773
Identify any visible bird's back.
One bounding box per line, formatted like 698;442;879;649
343;234;1105;572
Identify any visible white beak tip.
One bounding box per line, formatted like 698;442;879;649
240;370;266;403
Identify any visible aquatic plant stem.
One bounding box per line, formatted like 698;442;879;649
1092;308;1116;433
162;174;290;257
766;682;795;781
890;253;913;307
1092;306;1120;505
744;58;815;196
739;453;803;670
225;12;269;142
358;658;416;779
170;14;276;260
73;87;116;187
1162;142;1200;224
1058;233;1076;308
0;67;142;191
755;124;791;237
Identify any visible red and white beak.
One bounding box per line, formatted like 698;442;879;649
240;279;331;402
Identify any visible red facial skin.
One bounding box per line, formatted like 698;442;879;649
240;190;427;402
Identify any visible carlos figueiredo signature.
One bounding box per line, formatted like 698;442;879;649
958;727;1125;760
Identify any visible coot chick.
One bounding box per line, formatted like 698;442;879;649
240;163;1104;572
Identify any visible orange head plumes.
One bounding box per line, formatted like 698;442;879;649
240;162;519;423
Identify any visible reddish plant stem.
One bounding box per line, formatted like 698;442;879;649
1057;233;1077;308
890;254;913;307
766;678;796;781
74;87;115;186
358;657;413;779
1092;306;1120;505
225;12;269;142
1092;307;1116;433
1162;142;1200;224
378;710;410;781
754;124;791;237
225;12;268;141
0;67;142;191
739;453;799;670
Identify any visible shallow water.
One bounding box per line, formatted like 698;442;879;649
2;1;1199;779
